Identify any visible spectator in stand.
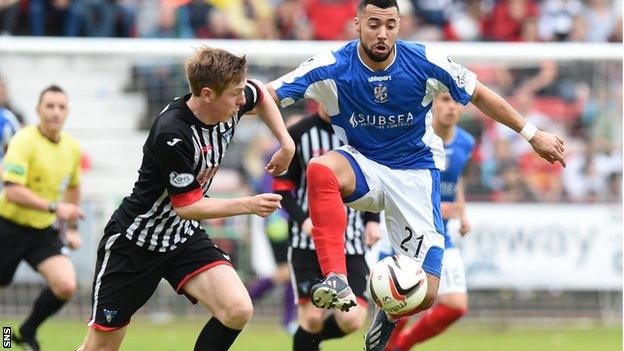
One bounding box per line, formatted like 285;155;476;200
481;138;516;191
196;9;239;39
585;0;621;41
567;15;588;41
410;0;450;27
275;0;313;40
117;0;139;37
64;0;119;37
29;0;73;36
0;0;19;35
519;149;564;201
480;138;537;202
521;17;540;41
177;0;214;36
608;17;622;42
444;0;485;41
562;139;622;202
485;0;539;41
143;2;193;38
537;0;583;41
396;0;443;41
210;0;276;39
496;164;538;201
303;0;357;40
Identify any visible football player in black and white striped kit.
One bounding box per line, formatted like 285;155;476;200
273;107;380;351
77;47;295;351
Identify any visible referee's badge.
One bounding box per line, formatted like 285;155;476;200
373;84;389;104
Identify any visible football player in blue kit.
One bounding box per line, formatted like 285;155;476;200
266;1;566;349
388;91;475;351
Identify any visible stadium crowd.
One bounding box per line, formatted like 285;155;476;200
0;0;621;42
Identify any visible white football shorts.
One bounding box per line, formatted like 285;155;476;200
335;145;445;277
438;247;467;295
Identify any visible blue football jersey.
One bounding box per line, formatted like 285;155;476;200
271;40;477;170
440;126;475;248
0;108;19;161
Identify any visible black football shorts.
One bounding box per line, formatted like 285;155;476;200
0;216;65;286
87;220;233;330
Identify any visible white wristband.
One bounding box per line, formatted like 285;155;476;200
520;122;537;141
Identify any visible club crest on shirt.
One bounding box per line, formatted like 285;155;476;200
169;172;194;188
373;84;389;104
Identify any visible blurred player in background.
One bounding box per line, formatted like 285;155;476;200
0;85;84;351
268;0;566;350
77;47;295;351
387;91;474;351
248;145;296;333
0;105;20;180
248;115;307;334
273;106;381;351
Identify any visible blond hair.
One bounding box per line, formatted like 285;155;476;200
185;47;247;97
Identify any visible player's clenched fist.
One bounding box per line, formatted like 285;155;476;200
265;140;295;176
249;193;283;217
55;202;84;222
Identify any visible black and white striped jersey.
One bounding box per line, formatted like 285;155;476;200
273;114;378;256
110;81;263;252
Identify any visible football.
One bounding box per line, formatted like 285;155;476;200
369;254;428;316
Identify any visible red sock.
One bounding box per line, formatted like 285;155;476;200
396;304;466;350
306;163;347;276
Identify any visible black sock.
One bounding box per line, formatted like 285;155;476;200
194;317;242;351
20;288;66;338
320;313;346;341
293;327;321;351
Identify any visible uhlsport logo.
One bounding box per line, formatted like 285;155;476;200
349;112;415;129
368;75;392;83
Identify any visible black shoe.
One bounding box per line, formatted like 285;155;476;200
364;308;396;351
12;332;40;351
310;272;357;312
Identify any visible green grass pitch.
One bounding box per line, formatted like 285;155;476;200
1;319;621;350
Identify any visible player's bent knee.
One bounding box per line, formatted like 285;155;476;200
300;313;324;333
336;314;365;334
220;300;253;329
308;153;344;175
50;280;77;300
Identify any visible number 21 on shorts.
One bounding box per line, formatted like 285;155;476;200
400;226;423;258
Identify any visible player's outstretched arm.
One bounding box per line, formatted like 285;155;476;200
471;81;566;167
173;193;283;220
3;183;84;222
247;80;295;176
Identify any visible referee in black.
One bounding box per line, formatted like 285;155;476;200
77;47;294;351
273;106;381;351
